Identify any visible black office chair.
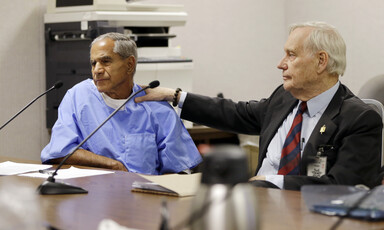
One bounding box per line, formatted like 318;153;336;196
360;99;384;167
358;75;384;166
358;99;384;187
358;75;384;185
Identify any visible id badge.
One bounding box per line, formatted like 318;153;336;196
307;156;327;178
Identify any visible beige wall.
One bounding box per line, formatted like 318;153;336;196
169;0;285;101
1;0;384;161
0;0;48;161
284;0;384;96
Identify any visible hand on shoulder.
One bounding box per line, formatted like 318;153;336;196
135;87;176;103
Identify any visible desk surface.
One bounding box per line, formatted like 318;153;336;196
1;157;384;230
187;126;239;145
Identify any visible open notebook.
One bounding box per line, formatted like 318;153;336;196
131;173;202;197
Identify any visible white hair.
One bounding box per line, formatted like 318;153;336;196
289;21;346;76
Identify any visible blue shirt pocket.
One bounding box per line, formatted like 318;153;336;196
123;133;159;174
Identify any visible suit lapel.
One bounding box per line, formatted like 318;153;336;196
301;85;345;173
258;96;298;164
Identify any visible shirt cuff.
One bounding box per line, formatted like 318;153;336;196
265;175;284;189
178;91;187;108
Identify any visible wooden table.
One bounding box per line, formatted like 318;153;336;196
187;126;239;145
1;158;384;229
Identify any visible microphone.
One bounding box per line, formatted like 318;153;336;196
148;80;160;88
0;81;63;131
37;80;160;195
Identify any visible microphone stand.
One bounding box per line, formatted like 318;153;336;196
0;81;63;131
37;81;160;195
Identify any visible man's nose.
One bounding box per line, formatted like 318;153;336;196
277;58;287;70
93;63;104;74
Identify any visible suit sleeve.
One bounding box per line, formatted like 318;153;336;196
181;93;267;135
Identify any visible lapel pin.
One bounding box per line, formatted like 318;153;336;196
320;125;326;135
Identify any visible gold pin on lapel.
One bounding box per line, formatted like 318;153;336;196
320;125;326;134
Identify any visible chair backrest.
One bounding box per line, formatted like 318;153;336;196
359;75;384;105
361;98;384;166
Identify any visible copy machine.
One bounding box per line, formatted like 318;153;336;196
44;0;193;128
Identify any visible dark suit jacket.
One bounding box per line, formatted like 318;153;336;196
181;84;382;190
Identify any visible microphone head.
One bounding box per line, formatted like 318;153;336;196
54;81;63;89
148;80;160;89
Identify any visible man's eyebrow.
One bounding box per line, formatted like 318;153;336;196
100;56;113;60
284;46;295;52
90;55;113;63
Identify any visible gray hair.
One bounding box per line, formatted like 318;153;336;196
91;32;138;73
289;22;346;76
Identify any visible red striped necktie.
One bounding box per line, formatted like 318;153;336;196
278;101;307;175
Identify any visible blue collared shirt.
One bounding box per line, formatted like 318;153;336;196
41;79;202;175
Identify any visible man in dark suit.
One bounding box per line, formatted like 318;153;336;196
135;21;382;190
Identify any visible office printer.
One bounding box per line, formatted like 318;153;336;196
45;0;193;129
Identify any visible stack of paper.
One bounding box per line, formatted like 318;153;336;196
20;166;114;179
0;161;52;175
0;161;114;179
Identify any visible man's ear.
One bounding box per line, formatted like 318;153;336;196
317;51;328;74
126;56;136;74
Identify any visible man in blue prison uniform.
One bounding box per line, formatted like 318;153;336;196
41;32;202;174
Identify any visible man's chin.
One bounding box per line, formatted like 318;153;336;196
95;81;106;89
282;82;291;91
96;86;106;93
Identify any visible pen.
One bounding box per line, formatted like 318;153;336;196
300;138;305;151
39;169;53;175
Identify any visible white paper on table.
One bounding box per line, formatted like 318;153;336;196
98;219;139;230
19;166;114;179
0;161;52;176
